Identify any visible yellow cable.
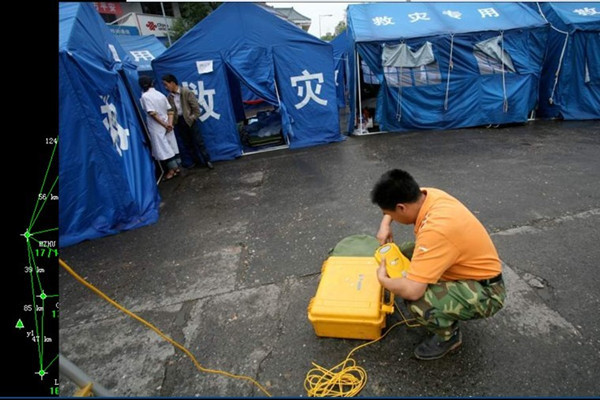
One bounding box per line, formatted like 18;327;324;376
58;258;272;397
304;303;418;397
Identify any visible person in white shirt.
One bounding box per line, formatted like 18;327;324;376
138;76;181;181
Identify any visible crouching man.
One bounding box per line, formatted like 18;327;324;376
371;169;506;360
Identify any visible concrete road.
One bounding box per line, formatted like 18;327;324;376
60;120;600;397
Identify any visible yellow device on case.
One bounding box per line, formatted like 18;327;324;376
374;243;410;278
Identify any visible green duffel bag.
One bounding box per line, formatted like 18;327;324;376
328;234;381;257
329;234;415;259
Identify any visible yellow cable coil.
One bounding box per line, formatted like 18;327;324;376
304;308;419;397
58;258;272;397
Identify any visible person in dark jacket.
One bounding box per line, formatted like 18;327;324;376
161;74;213;169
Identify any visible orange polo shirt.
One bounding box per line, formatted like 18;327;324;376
406;188;501;284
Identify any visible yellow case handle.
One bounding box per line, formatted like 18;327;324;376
380;288;395;314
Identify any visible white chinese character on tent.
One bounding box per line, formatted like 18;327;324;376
184;81;221;122
108;3;116;12
372;16;395;26
408;12;430;23
442;10;462;19
100;95;130;157
290;70;328;110
335;70;339;87
130;50;155;62
478;8;500;18
573;7;600;16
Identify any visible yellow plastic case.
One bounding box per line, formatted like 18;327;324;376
374;243;410;278
307;257;394;340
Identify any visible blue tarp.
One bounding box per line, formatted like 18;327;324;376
115;34;167;73
59;3;160;248
346;2;548;133
152;3;343;161
533;2;600;120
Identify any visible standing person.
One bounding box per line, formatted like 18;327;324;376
138;76;181;181
161;74;214;170
371;169;506;360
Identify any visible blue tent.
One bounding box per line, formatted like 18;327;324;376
59;3;160;248
533;2;600;120
346;2;548;133
116;34;167;75
152;3;343;161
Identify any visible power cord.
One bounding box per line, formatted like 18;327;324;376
59;258;272;397
304;301;418;397
60;257;419;398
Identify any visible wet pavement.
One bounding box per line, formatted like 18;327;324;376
60;120;600;397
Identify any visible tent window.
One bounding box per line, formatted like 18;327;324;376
474;51;512;75
473;35;516;76
361;61;380;84
381;41;440;87
414;63;441;86
384;62;441;87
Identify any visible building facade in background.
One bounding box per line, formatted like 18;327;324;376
94;2;310;44
94;2;181;44
265;5;312;31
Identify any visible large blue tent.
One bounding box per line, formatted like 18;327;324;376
533;2;600;120
152;2;343;161
346;2;548;133
116;34;167;74
59;3;160;248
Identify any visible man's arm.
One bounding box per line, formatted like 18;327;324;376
148;111;170;131
185;89;202;121
376;214;394;245
377;259;427;301
166;109;174;132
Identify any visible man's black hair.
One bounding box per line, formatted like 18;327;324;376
138;76;153;92
161;74;178;85
370;169;422;210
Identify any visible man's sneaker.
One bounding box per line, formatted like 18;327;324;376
206;161;214;170
414;327;462;360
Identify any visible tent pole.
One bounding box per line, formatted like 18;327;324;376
273;78;290;147
356;50;364;134
160;2;172;47
59;354;113;397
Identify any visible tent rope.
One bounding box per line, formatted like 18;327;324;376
273;78;283;108
535;1;570;106
536;2;569;35
444;33;455;111
500;31;508;113
394;42;405;122
550;32;570;105
395;65;403;122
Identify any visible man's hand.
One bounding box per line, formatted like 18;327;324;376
376;258;427;301
377;258;390;287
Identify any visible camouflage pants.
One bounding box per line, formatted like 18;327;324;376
399;242;506;340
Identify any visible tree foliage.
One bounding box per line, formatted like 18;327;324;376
170;3;221;42
334;20;346;36
320;20;347;41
